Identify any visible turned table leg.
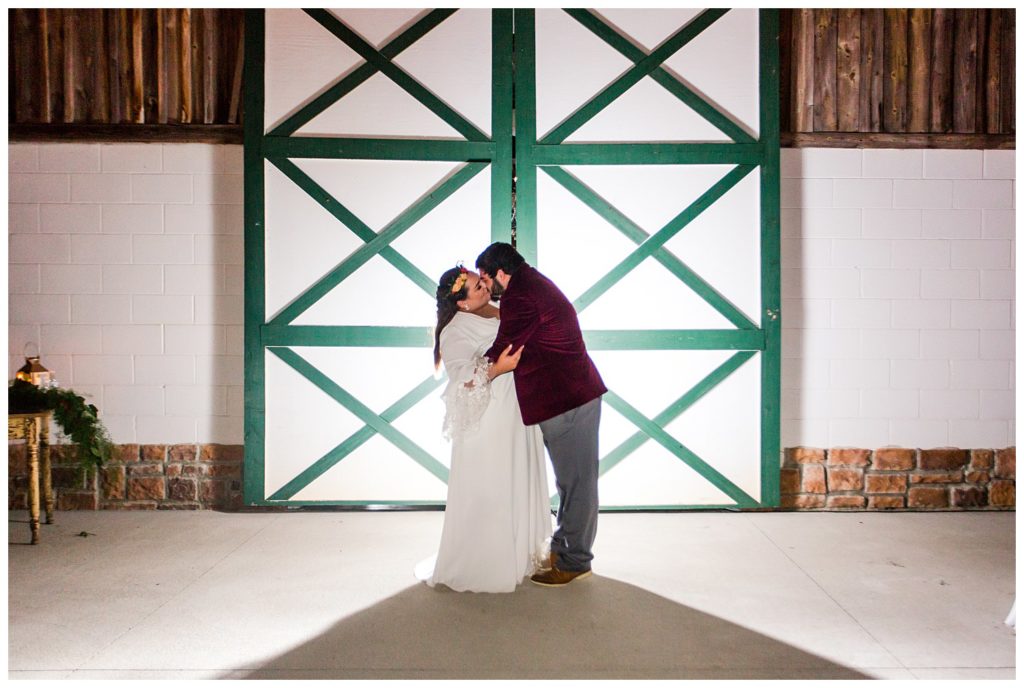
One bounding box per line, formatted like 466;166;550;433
40;416;54;525
27;416;41;545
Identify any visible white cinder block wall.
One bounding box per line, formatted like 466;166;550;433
8;143;244;444
781;148;1015;450
7;143;1017;451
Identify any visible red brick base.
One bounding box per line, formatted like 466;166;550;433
7;443;1017;511
782;447;1015;511
8;443;243;511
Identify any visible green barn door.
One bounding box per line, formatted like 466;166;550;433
243;9;779;508
514;9;779;509
245;9;513;505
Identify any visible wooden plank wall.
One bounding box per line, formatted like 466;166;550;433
9;8;244;126
781;8;1014;147
8;8;1016;148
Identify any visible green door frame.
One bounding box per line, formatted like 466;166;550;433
243;8;780;509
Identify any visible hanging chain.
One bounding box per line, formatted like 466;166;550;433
510;161;517;247
510;23;516;249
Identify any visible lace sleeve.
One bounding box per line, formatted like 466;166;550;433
441;355;492;441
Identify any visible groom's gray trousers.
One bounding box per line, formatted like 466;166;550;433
538;395;602;573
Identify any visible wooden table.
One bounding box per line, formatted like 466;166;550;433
8;411;54;544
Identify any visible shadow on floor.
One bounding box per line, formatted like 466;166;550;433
229;575;871;680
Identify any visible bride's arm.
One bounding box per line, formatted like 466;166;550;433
439;328;482;386
438;328;495;440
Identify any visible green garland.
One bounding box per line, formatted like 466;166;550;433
9;379;113;475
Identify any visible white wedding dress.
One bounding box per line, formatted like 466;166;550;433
414;311;552;592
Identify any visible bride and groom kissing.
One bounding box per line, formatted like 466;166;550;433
414;242;607;593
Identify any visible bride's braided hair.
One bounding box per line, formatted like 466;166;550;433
434;266;469;369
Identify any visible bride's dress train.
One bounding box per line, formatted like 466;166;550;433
415;311;552;593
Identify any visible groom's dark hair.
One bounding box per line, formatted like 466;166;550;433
476;242;525;277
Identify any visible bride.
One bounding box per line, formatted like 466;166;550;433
414;265;552;592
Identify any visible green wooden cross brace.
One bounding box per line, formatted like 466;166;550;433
267;156;436;298
531;143;762;166
268;372;447;500
572;163;756;314
304;9;489;142
543;166;757;330
541;9;729;145
564;9;756;145
603;388;760;508
599;350;756;476
269;9;458;137
262;325;433;348
583;329;763;350
267;161;487;326
269;347;450;491
263;136;495;162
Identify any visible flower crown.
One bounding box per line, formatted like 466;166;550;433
449;266;469;294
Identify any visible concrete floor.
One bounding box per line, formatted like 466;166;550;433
6;509;1016;680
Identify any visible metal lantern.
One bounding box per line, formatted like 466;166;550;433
15;356;52;388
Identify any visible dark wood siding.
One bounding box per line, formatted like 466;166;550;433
9;8;1016;148
9;7;243;141
780;8;1014;148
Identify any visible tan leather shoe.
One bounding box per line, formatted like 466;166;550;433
530;566;592;587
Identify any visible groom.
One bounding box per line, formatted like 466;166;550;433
476;242;606;587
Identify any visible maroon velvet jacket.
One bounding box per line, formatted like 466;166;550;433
485;265;606;425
